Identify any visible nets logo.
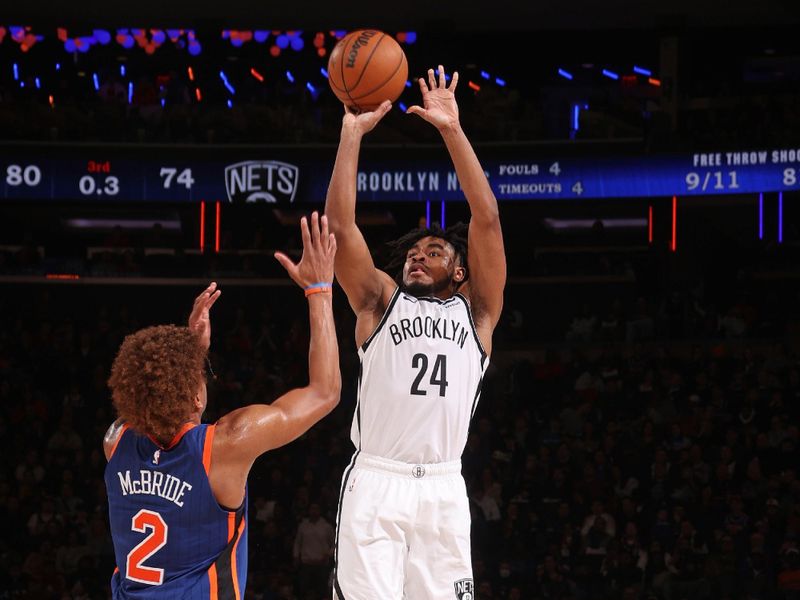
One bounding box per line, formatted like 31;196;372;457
454;578;474;600
224;160;299;204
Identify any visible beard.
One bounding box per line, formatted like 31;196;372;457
401;274;453;298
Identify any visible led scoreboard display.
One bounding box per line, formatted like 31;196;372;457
1;146;799;203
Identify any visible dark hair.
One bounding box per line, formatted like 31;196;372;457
385;222;469;283
108;325;206;446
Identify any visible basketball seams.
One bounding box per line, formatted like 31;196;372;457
345;33;386;92
339;37;356;106
349;51;407;103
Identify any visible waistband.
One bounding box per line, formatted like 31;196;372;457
355;452;462;479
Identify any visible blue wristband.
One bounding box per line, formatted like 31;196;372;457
304;282;333;290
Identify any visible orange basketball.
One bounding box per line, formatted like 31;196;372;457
327;30;408;112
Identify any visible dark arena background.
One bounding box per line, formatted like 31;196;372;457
2;0;800;598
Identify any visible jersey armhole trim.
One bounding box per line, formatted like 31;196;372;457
360;286;401;353
107;424;130;460
455;292;488;361
203;424;216;476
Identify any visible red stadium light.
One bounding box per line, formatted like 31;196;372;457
468;81;480;92
199;201;206;253
648;77;661;87
187;67;195;81
215;202;221;253
671;196;677;252
250;68;264;82
648;204;653;244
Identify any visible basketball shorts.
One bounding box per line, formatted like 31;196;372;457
333;452;474;600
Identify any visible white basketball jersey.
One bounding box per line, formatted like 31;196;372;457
352;287;488;463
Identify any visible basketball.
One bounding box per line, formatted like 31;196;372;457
327;30;408;112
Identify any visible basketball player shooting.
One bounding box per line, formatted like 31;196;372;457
102;213;340;599
326;66;506;599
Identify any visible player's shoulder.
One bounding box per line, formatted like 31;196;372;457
103;418;129;461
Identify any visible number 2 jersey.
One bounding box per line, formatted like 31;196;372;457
352;287;488;464
104;423;247;600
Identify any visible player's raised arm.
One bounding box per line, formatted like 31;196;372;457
209;212;341;507
407;65;506;338
324;102;396;314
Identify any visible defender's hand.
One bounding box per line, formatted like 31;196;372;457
274;212;337;289
189;282;221;351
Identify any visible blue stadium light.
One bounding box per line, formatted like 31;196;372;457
495;77;506;87
55;63;61;71
227;99;233;109
291;37;304;51
573;104;580;131
93;29;112;45
480;71;490;80
188;42;202;56
13;63;19;81
320;67;329;78
758;193;764;240
398;102;407;112
779;192;784;243
93;73;100;91
254;30;269;43
19;81;25;88
64;39;77;53
219;71;235;95
558;68;573;80
286;70;295;83
633;65;652;77
276;35;289;49
306;82;316;93
128;82;133;104
35;77;41;89
120;65;126;77
405;32;417;44
602;69;619;80
161;98;166;107
333;30;347;39
405;80;412;88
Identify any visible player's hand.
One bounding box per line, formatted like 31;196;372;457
189;282;221;351
407;65;460;132
274;212;337;290
341;100;392;137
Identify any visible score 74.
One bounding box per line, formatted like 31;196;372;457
159;168;195;189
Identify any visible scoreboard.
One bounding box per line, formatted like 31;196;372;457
2;145;799;203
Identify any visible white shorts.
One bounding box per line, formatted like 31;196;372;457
333;452;474;600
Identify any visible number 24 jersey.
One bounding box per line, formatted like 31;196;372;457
353;288;488;464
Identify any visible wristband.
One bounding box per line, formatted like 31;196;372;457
304;282;333;297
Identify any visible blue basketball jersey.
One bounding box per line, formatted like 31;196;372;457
104;423;248;600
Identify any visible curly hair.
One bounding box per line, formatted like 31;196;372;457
108;325;206;447
385;222;469;283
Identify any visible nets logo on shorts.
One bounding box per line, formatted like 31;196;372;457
454;578;474;600
224;160;299;204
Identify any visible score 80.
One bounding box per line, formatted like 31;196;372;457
6;164;42;187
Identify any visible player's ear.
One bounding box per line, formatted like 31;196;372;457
454;266;466;283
